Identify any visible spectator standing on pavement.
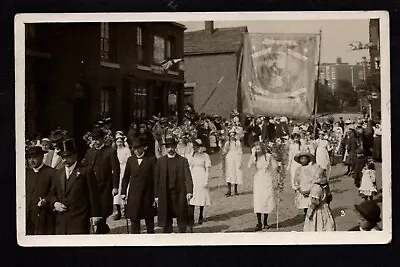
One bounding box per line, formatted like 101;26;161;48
353;147;367;189
372;122;382;162
223;129;244;197
248;142;278;231
349;200;381;231
188;139;212;226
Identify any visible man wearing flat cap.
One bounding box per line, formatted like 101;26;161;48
49;139;102;234
121;137;157;234
154;136;193;233
25;146;56;235
82;128;120;234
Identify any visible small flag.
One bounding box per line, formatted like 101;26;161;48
161;58;183;70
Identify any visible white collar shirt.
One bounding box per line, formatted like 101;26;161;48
65;162;77;179
33;163;44;173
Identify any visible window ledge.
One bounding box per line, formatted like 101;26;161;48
100;61;120;69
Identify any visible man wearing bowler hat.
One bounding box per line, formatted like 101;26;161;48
49;138;101;234
154;136;193;233
121;137;157;234
82;128;120;234
49;129;66;170
25;146;56;235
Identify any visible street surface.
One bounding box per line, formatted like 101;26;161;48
108;147;382;234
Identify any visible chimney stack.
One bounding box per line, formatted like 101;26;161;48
205;21;214;33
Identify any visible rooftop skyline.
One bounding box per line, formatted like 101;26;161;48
179;20;370;65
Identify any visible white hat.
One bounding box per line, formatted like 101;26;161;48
345;120;352;124
280;117;288;122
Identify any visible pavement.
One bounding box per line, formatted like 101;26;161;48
108;148;382;234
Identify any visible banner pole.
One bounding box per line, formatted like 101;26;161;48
313;30;323;137
236;43;244;120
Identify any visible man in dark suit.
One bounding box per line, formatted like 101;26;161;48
121;138;156;234
49;139;101;234
25;146;56;235
263;118;276;142
154;137;193;233
82;128;120;234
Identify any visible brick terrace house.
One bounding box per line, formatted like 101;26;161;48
25;22;185;145
184;22;248;119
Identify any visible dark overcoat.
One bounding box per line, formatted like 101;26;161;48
121;154;156;220
83;146;120;218
154;155;193;228
25;165;56;235
49;165;101;235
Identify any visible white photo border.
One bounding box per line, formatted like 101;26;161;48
15;11;391;246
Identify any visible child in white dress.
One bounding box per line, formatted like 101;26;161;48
359;162;377;200
223;130;243;196
188;139;212;225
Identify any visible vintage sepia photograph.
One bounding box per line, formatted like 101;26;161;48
15;11;391;246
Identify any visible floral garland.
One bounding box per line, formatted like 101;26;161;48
270;139;290;230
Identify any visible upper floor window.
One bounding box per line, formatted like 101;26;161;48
101;22;110;60
137;27;144;62
100;88;110;114
153;36;165;64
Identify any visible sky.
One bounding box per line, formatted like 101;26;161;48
179;20;370;65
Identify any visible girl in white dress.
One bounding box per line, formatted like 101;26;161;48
188;139;212;224
112;133;132;220
248;142;278;231
223;129;243;196
315;132;333;177
359;162;377;200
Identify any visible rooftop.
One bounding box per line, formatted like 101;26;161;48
184;26;248;55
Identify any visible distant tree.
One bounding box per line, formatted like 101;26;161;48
334;79;358;110
316;82;340;113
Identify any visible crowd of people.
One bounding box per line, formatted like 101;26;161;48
25;104;383;234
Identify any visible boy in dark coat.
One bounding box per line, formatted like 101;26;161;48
25;146;56;235
121;138;157;234
353;147;367;188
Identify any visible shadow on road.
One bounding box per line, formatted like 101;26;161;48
194;224;230;233
331;206;347;219
331;188;351;194
268;214;305;229
205;208;253;223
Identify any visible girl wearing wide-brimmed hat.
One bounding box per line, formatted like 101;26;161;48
248;142;278;231
187;139;212;225
293;152;320;216
222;129;243;196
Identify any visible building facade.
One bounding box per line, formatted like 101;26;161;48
184;22;248;119
25;22;185;142
317;57;369;93
369;19;381;118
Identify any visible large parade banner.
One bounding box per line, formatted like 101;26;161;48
241;33;319;118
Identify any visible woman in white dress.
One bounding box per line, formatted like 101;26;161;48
223;129;243;196
248;142;278;231
188;139;212;225
288;133;302;190
112;133;132;220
